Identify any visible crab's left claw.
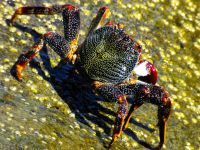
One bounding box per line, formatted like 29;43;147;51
108;95;128;147
134;60;158;85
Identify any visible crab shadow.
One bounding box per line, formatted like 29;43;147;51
8;20;157;149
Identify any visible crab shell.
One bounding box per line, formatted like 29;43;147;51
78;26;141;84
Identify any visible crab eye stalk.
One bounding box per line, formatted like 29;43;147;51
134;60;158;85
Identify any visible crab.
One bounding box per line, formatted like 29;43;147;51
10;4;171;149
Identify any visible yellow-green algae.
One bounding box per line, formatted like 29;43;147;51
0;0;199;150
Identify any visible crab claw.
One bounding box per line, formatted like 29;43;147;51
133;60;158;85
157;90;171;149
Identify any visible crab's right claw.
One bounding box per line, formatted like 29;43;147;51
157;90;171;149
134;60;158;85
157;118;167;149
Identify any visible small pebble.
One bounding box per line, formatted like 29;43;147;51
40;117;46;123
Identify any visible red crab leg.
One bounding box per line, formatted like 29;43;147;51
13;32;73;81
10;4;80;43
10;6;55;23
11;4;76;23
11;5;80;80
13;39;44;81
92;81;128;147
122;102;143;130
118;83;171;149
110;95;128;146
62;5;80;42
157;90;171;149
87;6;111;35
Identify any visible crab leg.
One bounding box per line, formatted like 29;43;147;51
133;60;158;85
11;4;80;80
118;83;171;148
11;6;51;23
61;5;80;42
10;4;80;43
93;81;128;147
122;101;143;130
157;92;171;149
87;6;111;35
13;32;75;81
10;4;75;23
13;39;43;81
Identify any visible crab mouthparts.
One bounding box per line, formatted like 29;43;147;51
133;60;158;85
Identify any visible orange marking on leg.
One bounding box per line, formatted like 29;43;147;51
117;95;127;104
112;131;122;144
123;104;141;130
32;44;43;52
66;35;79;62
15;63;27;80
72;54;77;64
14;46;40;80
98;7;111;28
92;81;104;89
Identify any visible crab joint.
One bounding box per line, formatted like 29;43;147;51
66;36;79;63
117;95;127;104
10;7;23;23
117;23;124;29
92;81;104;89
